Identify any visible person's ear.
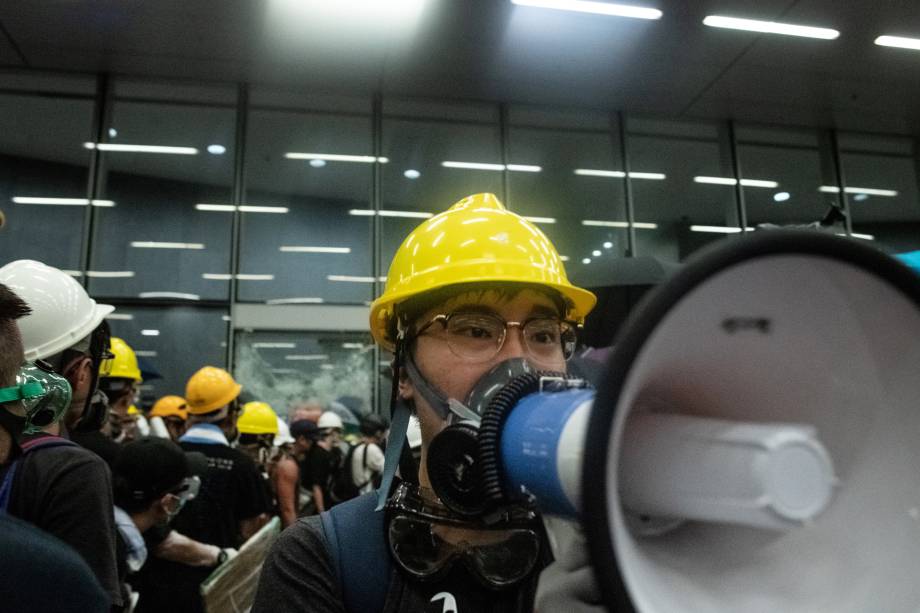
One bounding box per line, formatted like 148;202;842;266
397;367;414;400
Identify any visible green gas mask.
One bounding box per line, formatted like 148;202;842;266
0;361;73;435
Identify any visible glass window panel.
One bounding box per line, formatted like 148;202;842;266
628;118;738;261
0;91;95;270
839;135;920;253
104;306;229;408
88;83;236;300
507;107;628;287
737;127;840;232
380;107;503;276
240;108;374;305
234;330;375;420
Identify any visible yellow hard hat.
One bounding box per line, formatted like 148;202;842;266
127;405;139;416
100;337;143;382
150;395;189;420
185;366;242;415
369;193;597;351
238;401;279;435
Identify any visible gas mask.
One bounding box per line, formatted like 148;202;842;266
0;361;73;439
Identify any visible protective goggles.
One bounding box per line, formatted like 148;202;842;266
385;483;542;589
164;475;201;517
0;361;73;434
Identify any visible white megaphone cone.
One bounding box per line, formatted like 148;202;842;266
481;230;920;612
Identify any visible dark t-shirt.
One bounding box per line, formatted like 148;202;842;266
252;516;543;613
132;440;272;613
2;440;123;608
71;429;122;472
0;512;109;613
300;444;335;500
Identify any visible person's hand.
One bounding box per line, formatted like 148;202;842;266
535;517;605;613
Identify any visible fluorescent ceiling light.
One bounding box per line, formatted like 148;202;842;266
773;191;791;202
131;241;205;250
523;216;556;224
141;329;160;336
85;270;135;278
12;197;115;207
342;343;365;349
253;342;297;349
285;354;330;361
441;161;542;172
511;0;662;20
271;368;300;374
689;225;754;234
404;169;421;179
207;144;226;155
138;292;201;300
592;250;602;256
265;297;325;305
581;220;659;229
582;258;591;264
195;203;236;212
84;142;199;154
327;275;386;283
560;255;569;262
134;350;158;357
875;35;920;50
818;185;898;197
279;246;351;253
105;313;133;321
195;203;290;213
320;364;336;370
285;152;388;164
573;169;666;180
222;315;232;321
694;176;779;188
239;205;289;214
348;209;433;218
202;273;275;281
702;15;839;39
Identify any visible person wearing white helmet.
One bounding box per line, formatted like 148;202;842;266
0;259;124;609
298;410;345;514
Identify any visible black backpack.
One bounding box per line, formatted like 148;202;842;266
328;444;371;506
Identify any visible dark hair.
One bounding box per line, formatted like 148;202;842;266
360;413;389;437
0;283;30;387
113;437;189;514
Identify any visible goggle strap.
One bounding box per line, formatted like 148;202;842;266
376;399;412;512
0;381;45;404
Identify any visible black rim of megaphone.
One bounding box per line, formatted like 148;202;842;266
581;230;920;612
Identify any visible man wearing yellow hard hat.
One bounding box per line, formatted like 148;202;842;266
148;395;189;442
254;194;596;613
99;337;144;444
136;366;272;613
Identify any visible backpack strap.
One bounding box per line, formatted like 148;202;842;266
0;436;78;511
319;491;391;613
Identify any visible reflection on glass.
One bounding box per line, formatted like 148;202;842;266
628;118;738;261
380;101;503;277
0;89;96;269
838;134;920;253
105;306;229;408
241;107;374;305
89;84;236;300
736;126;840;233
235;330;374;420
507;107;628;288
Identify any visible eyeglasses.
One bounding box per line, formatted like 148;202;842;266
414;311;577;366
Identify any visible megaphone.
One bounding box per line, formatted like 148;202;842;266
432;230;920;612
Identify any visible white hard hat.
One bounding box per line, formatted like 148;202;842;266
0;260;115;360
274;416;295;446
317;411;344;431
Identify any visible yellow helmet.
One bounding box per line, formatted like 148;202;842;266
100;337;143;382
127;405;139;416
185;366;241;415
150;395;189;420
238;401;279;435
369;193;596;351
